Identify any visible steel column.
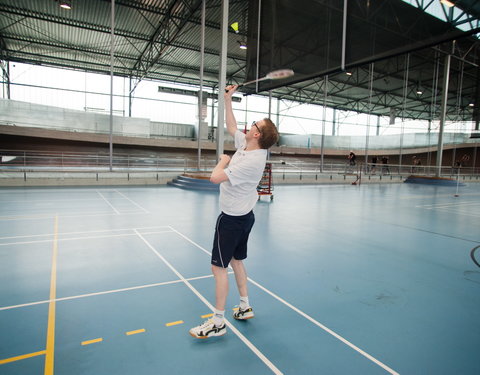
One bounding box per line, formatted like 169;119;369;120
365;63;374;166
341;0;347;71
197;0;205;170
109;0;115;172
276;98;280;133
216;0;229;159
436;53;451;176
320;76;328;172
399;54;410;170
255;0;262;92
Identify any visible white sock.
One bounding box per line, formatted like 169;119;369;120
212;309;225;327
239;296;250;310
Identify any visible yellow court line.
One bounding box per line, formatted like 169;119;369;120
126;329;146;336
81;338;103;346
165;320;184;327
0;350;46;365
201;313;214;319
44;215;58;375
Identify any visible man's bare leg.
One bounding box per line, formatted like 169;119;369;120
230;258;248;297
212;264;229;311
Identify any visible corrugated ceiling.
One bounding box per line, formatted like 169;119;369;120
0;0;479;122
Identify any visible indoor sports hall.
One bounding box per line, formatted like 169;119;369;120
0;183;479;375
1;1;480;375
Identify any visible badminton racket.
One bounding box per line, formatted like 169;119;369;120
237;69;294;88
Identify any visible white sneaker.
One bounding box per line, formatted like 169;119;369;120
233;306;254;320
189;319;226;339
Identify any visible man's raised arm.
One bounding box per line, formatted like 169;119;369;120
224;85;238;137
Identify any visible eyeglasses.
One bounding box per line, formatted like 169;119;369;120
251;121;262;134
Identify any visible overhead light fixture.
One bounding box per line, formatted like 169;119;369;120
345;71;352;76
59;2;72;9
469;102;475;107
416;84;423;95
440;0;455;8
238;41;247;50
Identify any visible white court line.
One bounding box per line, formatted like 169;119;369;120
0;187;148;194
424;207;480;218
415;202;480;218
379;191;480;202
134;229;283;375
0;230;174;246
96;191;120;215
113;189;150;214
0;274;220;311
0;210;146;221
0;198;102;204
416;201;480;209
169;226;400;375
0;225;171;241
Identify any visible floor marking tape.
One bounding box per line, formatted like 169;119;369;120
169;226;400;375
126;329;146;336
0;350;46;365
96;191;120;215
0;274;218;311
0;225;172;241
134;229;284;375
0;211;146;221
44;215;58;375
81;338;103;346
165;320;184;327
0;228;174;247
113;190;150;213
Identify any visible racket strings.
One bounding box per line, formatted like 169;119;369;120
266;69;294;79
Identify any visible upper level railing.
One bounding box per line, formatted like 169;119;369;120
0;150;188;172
1;149;479;181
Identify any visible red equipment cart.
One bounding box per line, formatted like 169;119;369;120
257;162;274;201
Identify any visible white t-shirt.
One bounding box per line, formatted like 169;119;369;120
220;130;267;216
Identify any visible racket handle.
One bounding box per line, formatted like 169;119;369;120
238;76;268;88
224;76;268;92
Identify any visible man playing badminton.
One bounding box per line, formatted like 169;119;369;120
189;85;279;339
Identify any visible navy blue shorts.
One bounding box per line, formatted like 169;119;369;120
211;211;255;268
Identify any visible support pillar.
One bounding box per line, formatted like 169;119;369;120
276;98;280;133
332;109;336;136
109;0;115;172
320;76;328;172
128;76;132;117
436;53;451;177
197;0;206;170
216;0;229;160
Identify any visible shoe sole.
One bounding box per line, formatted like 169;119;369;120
233;314;254;320
189;330;227;339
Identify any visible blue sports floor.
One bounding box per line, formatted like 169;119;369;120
0;183;479;375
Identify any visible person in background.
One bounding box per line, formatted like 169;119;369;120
370;155;378;174
348;151;356;166
411;156;417;173
382;155;390;175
